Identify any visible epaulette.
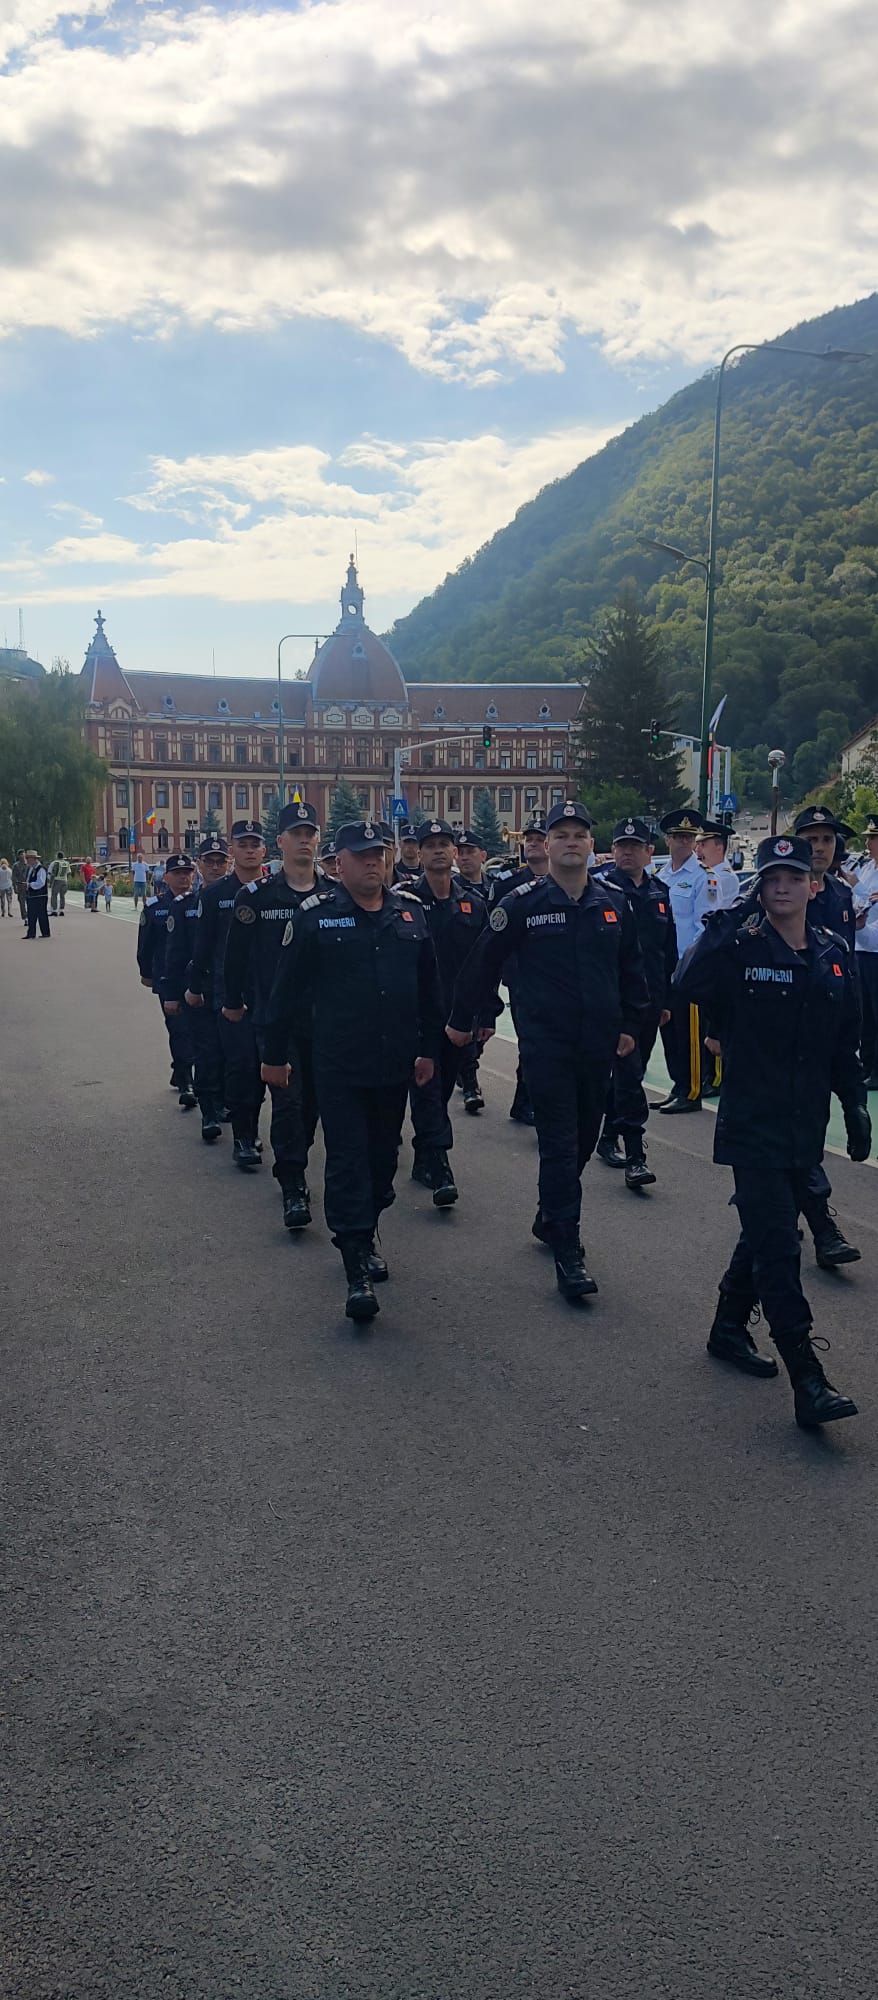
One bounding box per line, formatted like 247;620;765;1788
245;878;259;894
513;877;539;896
300;890;332;912
393;888;422;902
146;895;157;907
493;869;514;884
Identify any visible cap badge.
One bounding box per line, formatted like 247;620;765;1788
624;822;636;835
363;826;375;841
775;839;792;856
679;816;695;831
812;810;826;821
430;821;442;834
563;803;576;817
297;805;309;820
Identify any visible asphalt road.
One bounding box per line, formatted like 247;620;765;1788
4;903;878;2000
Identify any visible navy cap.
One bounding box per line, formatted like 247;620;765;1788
230;818;264;840
278;800;318;834
546;800;593;830
612;816;652;845
335;819;385;854
698;819;731;842
524;809;548;834
755;835;813;875
398;822;419;841
417;818;456;844
319;838;337;859
197;835;229;859
376;820;395;845
165;851;195;872
658;808;707;835
793;805;854;840
457;829;486;851
863;816;878;838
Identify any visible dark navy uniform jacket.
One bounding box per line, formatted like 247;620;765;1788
401;874;490;1018
813;872;856;950
674;904;864;1168
187;872;252;1011
449;872;649;1067
136;886;174;992
263;883;445;1085
158;889;201;1004
223;869;323;1025
594;864;678;1016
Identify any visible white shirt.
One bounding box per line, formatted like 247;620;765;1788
26;864;47;892
700;858;740;911
852;857;878;953
656;852;714;956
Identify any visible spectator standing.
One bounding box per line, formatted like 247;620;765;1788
0;858;13;917
49;851;70;916
11;851;28;924
23;850;51;939
103;873;114;912
132;852;149;908
81;857;95;908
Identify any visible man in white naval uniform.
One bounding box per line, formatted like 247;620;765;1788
695;820;743;1096
655;808;711;1112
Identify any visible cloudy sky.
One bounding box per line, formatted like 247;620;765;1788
1;0;875;678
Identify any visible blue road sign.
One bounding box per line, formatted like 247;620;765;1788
721;793;738;813
391;796;408;818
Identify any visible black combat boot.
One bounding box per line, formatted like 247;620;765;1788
338;1236;380;1321
707;1287;778;1376
812;1214;861;1269
282;1173;312;1230
531;1209;551;1246
553;1234;599;1301
176;1068;197;1111
366;1234;389;1282
596;1127;626;1169
509;1071;535;1125
200;1099;223;1143
623;1133;656;1190
232;1123;261;1171
431;1151;458;1207
462;1082;485;1114
774;1328;858;1428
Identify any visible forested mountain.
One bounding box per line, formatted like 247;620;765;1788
386;296;878;795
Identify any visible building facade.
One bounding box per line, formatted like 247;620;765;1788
81;563;586;858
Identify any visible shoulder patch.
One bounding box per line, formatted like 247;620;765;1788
490;906;509;931
282;919;294;947
146;895;157;907
235;903;257;925
166;913;175;933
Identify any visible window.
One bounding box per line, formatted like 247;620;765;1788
447;751;460;771
551;786;564;806
182;739;194;763
355;740;370;768
155;784;169;808
154;736;168;761
182;784;196;809
448;787;462;813
288;745;301;768
262;788;276;810
384;751;392;768
183;826;197;853
421;788;435;811
115;783;127;807
356;789;369;810
552;750;564;771
112;736;126;762
499;787;513;813
422;750;435;769
526;751;537;771
156;826;170;851
235;741;247;765
262;740;275;764
474;751;485;771
525;788;539;811
208;784;222;810
208;740;221;764
118;826;129;850
500;753;511;771
235;785;249;810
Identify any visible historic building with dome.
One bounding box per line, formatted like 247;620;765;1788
81;561;586;858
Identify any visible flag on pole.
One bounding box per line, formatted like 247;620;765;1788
708;695;727;738
144;810;157;826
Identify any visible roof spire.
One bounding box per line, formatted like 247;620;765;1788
340;553;364;623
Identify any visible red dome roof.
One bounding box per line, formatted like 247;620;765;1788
308;561;407;705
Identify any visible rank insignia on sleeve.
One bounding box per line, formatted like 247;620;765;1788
236;904;256;925
490;906;508;931
282;920;294;946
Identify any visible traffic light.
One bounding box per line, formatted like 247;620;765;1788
649;717;660;744
482;726;492;749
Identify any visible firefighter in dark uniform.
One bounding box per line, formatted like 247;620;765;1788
787;804;863;1270
448;801;649;1302
485;808;551;1125
187;819;266;1170
137;851;197;1105
674;834;870;1428
319;838;338;881
261;820;444;1323
593;815;678;1188
404;819;491;1204
454;829;489;1110
394;823;422;885
160;837;230;1137
222;800;322;1229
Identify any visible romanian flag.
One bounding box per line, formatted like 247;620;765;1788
144;810;157;827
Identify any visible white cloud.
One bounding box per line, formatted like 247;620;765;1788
49;500;104;528
23;468;54;485
0;0;875;377
13;418;621;604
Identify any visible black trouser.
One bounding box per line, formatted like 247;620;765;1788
159;997;193;1078
457;1042;481;1093
722;1167;814;1338
508;984;531;1110
255;1030;319;1188
857;953;878;1077
660;997;702;1102
25;892;50;938
189;1005;224;1114
797;1161;834;1241
409;1036;460;1158
604;1015;661;1138
526;1045;610;1241
316;1064;409;1239
218;1012;264;1140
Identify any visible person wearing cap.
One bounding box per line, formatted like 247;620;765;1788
448;800;649;1302
695;821;740;909
485;808;551;1126
22;850;51;939
222;801;322;1228
851;814;878;1086
261;820;445;1322
403;820;490;1197
653;808;711;1114
453;832;490;1109
593;817;678;1187
456;830;489;896
319;837;339;881
187;821;266;1170
159;838;230;1138
136;852;197;1105
395;824;422;886
674;833;870;1428
787;804;863;1269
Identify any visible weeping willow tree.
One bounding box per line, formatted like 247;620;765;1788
0;665;107;858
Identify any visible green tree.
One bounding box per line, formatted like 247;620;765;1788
261;791;281;854
580;781;652;854
573;591;687;816
327;778;365;837
200;803;221;836
469;786;505;855
0;666;107;859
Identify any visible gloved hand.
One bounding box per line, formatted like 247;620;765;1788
845;1104;872;1162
